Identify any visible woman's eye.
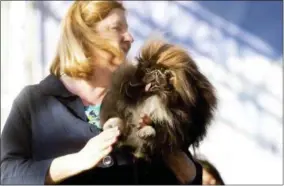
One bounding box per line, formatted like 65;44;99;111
111;26;121;31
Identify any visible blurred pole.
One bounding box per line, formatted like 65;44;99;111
1;1;45;132
1;1;12;133
29;1;46;82
33;1;47;78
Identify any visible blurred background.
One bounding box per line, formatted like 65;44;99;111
1;1;283;184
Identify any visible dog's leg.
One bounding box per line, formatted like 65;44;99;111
133;145;149;160
137;125;156;139
137;113;156;139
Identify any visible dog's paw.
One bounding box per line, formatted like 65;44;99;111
133;150;151;161
103;117;124;131
133;151;145;159
137;126;156;139
138;113;152;129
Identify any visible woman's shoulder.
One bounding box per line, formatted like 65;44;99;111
13;84;41;105
13;74;72;107
9;85;44;119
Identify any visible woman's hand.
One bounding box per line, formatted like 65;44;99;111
77;127;120;171
46;127;120;184
163;151;196;184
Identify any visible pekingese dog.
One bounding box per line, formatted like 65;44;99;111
99;40;217;160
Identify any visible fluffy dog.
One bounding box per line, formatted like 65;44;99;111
100;40;217;160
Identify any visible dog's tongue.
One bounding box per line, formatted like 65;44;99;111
145;83;151;92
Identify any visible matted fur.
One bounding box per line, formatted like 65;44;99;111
100;39;217;160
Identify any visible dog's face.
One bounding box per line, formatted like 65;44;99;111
124;60;177;102
136;59;175;95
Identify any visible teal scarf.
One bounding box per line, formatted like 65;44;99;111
84;104;102;129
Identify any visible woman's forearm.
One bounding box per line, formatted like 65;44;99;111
45;152;86;184
45;127;120;184
165;151;196;184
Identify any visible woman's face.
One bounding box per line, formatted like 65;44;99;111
96;8;134;55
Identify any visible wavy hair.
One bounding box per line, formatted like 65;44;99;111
50;1;125;80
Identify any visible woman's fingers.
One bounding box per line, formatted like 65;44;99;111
98;135;119;150
100;146;113;158
95;127;120;141
88;127;120;151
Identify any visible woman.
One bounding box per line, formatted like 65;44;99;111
197;158;225;185
1;1;202;184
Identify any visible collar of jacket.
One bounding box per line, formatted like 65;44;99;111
38;74;88;121
39;74;77;97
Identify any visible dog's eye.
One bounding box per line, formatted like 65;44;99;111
144;68;150;73
164;70;172;78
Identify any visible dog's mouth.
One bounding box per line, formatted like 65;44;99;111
144;83;159;92
144;82;171;93
145;83;152;92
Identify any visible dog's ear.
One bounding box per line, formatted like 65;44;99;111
136;57;151;70
186;68;218;147
168;69;197;106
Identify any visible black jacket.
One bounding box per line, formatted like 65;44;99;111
1;74;202;185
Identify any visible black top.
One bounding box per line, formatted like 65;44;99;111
1;74;202;185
